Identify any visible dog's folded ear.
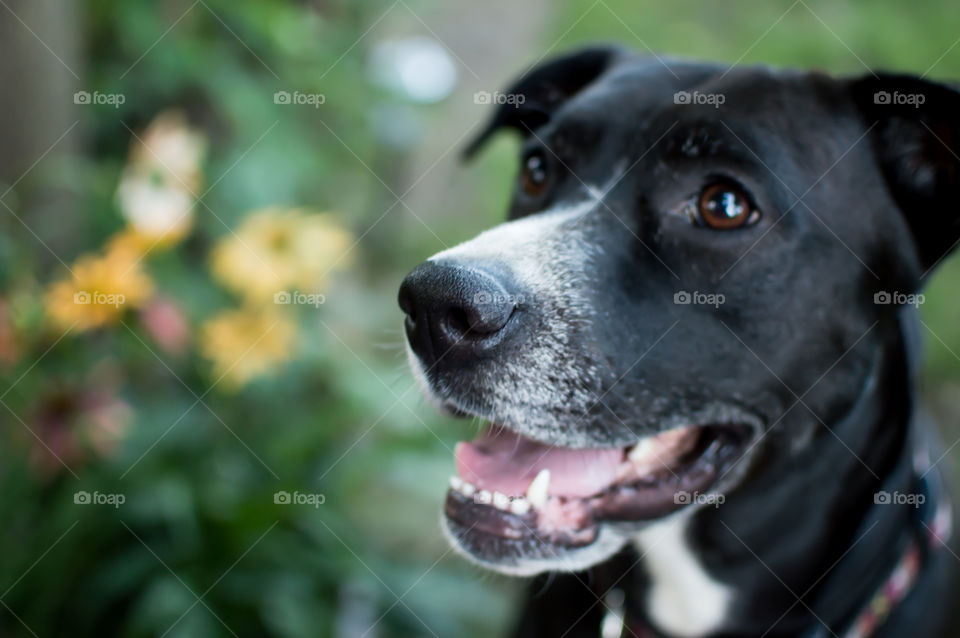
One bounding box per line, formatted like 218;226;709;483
850;74;960;272
462;46;624;159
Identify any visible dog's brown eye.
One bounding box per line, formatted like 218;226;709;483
696;183;758;229
520;151;549;197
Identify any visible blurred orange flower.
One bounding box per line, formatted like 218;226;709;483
0;300;19;369
199;308;296;389
44;230;154;331
210;208;353;302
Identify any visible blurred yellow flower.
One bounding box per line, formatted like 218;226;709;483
210;208;353;302
44;230;154;331
200;308;296;389
116;110;206;247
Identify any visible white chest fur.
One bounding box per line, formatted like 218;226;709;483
632;515;733;637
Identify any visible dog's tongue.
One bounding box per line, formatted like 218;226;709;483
455;426;624;498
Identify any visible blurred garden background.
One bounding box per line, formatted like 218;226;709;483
0;1;959;636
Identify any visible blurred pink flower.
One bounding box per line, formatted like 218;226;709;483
29;368;133;479
141;297;190;356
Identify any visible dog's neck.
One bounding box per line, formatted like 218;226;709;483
625;319;939;638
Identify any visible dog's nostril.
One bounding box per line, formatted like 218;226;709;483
443;301;513;340
446;307;471;338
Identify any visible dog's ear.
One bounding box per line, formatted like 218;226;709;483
850;74;960;272
463;46;623;159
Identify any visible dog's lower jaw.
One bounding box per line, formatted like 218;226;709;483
632;510;733;638
441;514;629;577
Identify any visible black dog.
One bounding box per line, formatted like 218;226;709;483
398;46;960;637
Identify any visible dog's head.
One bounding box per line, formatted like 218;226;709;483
398;47;960;575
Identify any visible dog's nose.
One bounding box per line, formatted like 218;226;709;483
398;261;517;364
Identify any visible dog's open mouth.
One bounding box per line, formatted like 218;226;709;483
444;423;750;550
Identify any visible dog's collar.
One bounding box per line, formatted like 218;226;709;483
827;448;953;638
601;463;953;638
832;473;952;638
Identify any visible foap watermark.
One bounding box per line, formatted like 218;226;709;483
874;490;925;509
674;490;725;508
474;90;525;107
274;290;326;307
674;90;725;108
471;490;529;511
74;490;125;508
74;290;125;308
874;291;924;307
674;290;725;308
472;291;534;306
274;490;325;508
873;90;925;108
74;90;126;108
274;90;326;108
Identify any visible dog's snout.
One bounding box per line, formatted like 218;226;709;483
398;261;517;364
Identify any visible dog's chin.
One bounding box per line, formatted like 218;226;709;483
433;399;758;575
442;514;631;576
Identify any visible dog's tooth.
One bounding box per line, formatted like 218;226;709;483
493;492;510;510
460;481;476;497
450;476;463;491
628;437;658;463
476;490;492;505
510;498;531;515
526;469;551;508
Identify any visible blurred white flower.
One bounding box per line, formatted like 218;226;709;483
130;111;207;192
116;174;194;243
116;110;207;247
369;36;457;104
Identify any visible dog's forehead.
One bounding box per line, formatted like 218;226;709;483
547;62;847;148
528;62;858;197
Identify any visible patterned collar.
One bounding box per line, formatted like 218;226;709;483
837;470;952;638
602;468;953;638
